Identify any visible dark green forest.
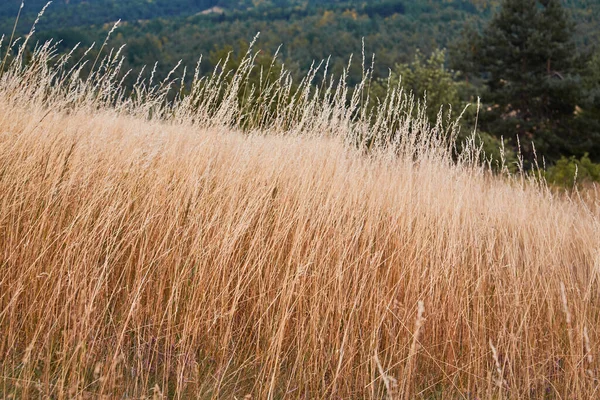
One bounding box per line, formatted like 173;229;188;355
1;0;600;181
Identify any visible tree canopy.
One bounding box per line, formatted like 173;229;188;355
459;0;600;163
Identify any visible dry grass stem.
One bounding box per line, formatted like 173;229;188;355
0;30;599;399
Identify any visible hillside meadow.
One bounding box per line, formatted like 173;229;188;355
1;33;600;398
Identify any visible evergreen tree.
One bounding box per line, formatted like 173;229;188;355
473;0;588;162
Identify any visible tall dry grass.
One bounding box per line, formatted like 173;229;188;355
1;22;600;399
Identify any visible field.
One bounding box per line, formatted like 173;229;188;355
1;36;600;398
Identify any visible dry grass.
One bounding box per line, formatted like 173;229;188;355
1;27;600;399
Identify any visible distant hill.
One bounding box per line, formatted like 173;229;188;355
0;0;363;32
1;1;598;30
1;0;598;87
0;0;223;31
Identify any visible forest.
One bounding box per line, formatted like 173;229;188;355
1;0;600;180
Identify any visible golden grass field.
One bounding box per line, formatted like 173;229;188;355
0;28;600;399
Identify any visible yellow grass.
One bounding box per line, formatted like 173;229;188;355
0;32;600;399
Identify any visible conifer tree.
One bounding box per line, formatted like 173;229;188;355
473;0;586;162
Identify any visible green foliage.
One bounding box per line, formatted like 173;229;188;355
579;50;600;120
28;0;491;91
3;1;598;89
545;153;600;187
0;0;225;32
0;1;402;33
373;49;462;124
364;1;405;17
464;0;596;163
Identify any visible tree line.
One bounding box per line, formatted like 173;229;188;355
1;0;599;182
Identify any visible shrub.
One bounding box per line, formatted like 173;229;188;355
545;153;600;187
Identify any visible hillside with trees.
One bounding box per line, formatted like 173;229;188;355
1;0;599;173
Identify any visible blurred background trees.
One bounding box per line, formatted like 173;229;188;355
454;0;599;164
1;0;599;177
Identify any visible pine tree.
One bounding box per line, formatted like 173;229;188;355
474;0;585;162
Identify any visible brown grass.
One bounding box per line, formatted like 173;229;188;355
0;29;600;399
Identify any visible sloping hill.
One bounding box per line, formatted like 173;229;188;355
0;29;599;398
